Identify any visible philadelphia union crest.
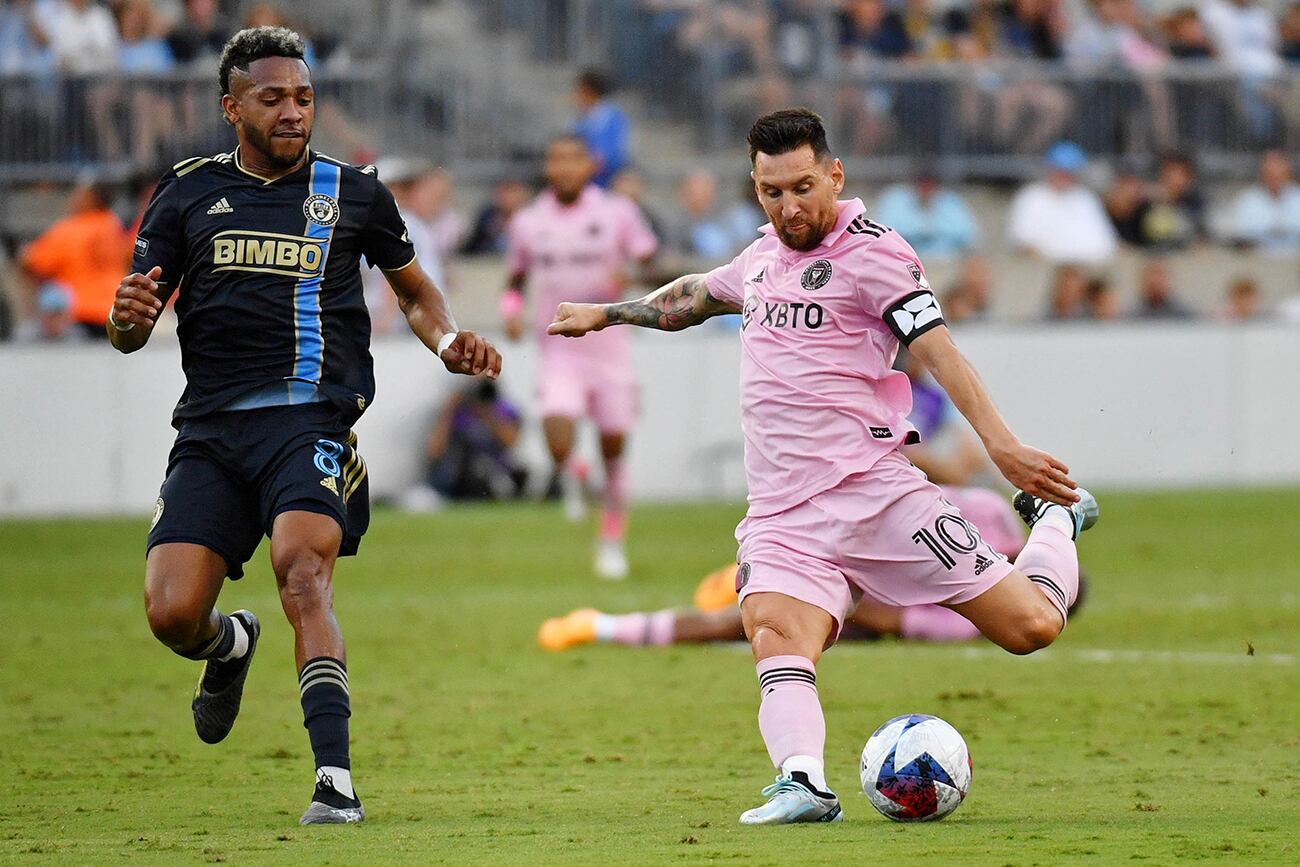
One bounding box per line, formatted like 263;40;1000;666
800;259;832;291
303;194;340;227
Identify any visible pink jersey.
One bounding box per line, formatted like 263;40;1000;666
706;198;945;517
507;185;658;359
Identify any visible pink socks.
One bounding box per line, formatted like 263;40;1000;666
1013;519;1079;625
600;457;627;541
595;611;675;646
756;655;826;787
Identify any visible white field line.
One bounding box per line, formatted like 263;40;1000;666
823;643;1297;666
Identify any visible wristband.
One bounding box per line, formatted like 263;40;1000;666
108;308;135;332
499;289;525;319
437;331;458;356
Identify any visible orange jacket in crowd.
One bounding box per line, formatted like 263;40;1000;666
21;209;130;327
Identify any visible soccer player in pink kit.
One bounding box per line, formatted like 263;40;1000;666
503;136;658;579
548;109;1098;824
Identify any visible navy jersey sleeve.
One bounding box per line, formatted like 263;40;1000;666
131;170;186;290
361;179;417;271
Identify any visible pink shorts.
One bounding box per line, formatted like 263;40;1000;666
735;451;1015;638
938;486;1026;560
536;351;638;434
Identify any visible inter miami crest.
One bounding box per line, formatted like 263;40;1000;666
736;562;752;591
800;259;832;291
303;193;340;227
907;262;931;291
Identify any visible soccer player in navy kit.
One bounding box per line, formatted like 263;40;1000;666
107;27;502;824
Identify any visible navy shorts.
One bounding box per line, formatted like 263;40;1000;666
147;403;370;579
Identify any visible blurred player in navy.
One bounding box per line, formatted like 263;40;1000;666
107;27;501;825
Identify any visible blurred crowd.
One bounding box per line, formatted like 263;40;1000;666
618;0;1300;154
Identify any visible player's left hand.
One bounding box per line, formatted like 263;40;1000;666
439;331;501;379
988;439;1079;506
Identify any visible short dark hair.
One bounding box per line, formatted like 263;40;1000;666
747;108;831;164
576;68;611;98
219;26;307;95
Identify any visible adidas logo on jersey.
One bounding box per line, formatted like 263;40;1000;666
206;197;235;215
974;554;995;575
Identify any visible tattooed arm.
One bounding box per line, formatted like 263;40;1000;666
548;273;739;336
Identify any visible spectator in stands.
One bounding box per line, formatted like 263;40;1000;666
942;254;994;324
92;0;175;164
1144;152;1207;249
461;178;531;256
1104;167;1154;248
1165;7;1216;60
875;170;979;260
1281;3;1300;64
362;158;446;335
18;178;126;337
674;169;752;261
1008;141;1117;264
838;0;911;67
14;284;83;342
1083;276;1120;321
611;168;667;245
1045;264;1089;320
40;0;118;74
0;0;55;76
573;68;630;188
1133;258;1195;319
408;167;466;267
423;378;526;502
1230;149;1300;255
1219;276;1263;321
1201;0;1285;139
165;0;228;66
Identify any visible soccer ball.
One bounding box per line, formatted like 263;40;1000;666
860;713;971;822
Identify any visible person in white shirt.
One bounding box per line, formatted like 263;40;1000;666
1006;141;1118;264
39;0;118;74
1230;149;1300;256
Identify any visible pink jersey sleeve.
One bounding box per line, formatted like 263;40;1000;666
858;233;946;346
504;210;530;275
618;198;659;261
703;243;751;306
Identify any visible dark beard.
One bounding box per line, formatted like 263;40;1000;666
247;126;311;169
777;225;827;251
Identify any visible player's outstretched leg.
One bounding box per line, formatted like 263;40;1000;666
737;592;842;825
594;432;629;580
538;607;746;651
949;489;1098;654
144;543;258;744
270;511;363;825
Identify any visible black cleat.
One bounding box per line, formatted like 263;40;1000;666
1012;488;1099;541
192;610;259;744
300;773;364;825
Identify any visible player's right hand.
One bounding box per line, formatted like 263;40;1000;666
440;330;502;379
547;302;606;337
989;439;1079;506
110;265;164;329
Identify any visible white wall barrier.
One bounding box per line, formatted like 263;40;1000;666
2;323;1298;517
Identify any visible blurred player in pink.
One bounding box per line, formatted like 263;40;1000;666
549;109;1099;824
503;136;658;578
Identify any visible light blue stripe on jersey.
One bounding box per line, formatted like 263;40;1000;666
218;380;326;412
292;158;340;385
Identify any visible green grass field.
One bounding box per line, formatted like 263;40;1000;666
3;490;1299;865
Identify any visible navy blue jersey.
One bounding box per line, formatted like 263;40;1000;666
132;147;416;426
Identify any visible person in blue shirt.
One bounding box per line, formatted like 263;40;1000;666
875;170;979;260
572;68;629;188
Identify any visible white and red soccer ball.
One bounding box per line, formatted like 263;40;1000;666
860;713;971;822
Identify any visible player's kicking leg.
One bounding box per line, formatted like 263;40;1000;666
948;489;1099;654
270;511;363;825
145;543;259;744
737;592;843;825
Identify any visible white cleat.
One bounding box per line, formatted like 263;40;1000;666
562;472;588;523
594;539;629;580
739;773;843;825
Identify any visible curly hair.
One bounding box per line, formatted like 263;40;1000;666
218;26;306;95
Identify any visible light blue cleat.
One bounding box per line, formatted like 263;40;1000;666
1013;487;1099;541
739;772;843;825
